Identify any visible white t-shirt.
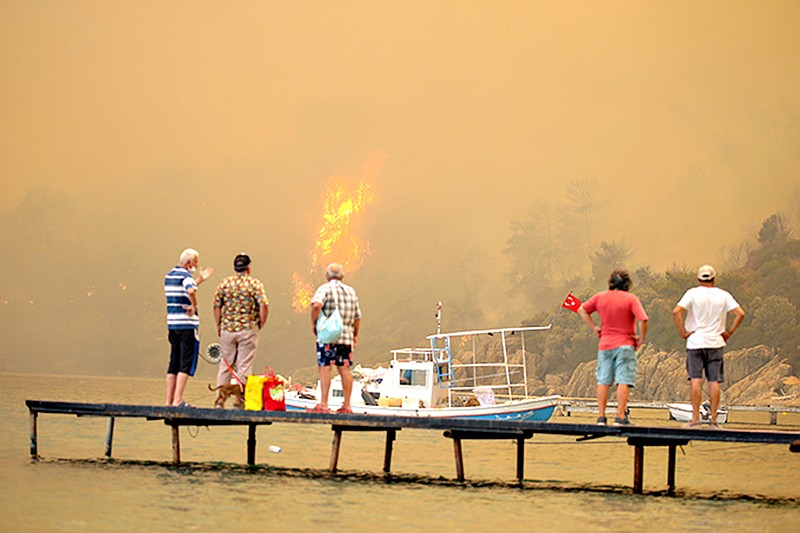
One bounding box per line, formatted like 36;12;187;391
676;286;740;349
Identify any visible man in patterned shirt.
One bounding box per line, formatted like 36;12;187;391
213;253;269;396
310;262;361;414
164;248;213;407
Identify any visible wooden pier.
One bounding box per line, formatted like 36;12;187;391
26;399;800;495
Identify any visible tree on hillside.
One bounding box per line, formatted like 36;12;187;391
744;239;800;308
790;187;800;234
733;295;798;348
505;201;563;308
631;267;696;353
561;179;600;269
721;241;753;271
757;213;792;245
589;240;631;288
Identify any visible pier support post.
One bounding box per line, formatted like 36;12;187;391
667;444;677;494
171;425;181;465
328;426;401;473
29;411;38;458
247;424;257;466
770;411;778;425
383;430;396;473
330;428;343;472
452;436;465;482
105;417;115;458
444;429;534;483
628;438;688;495
633;444;645;494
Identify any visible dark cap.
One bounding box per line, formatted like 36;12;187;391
233;253;251;273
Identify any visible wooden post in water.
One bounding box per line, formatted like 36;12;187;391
105;417;115;458
383;430;396;473
329;428;343;472
667;445;677;494
633;444;645;494
452;436;465;482
247;424;256;466
516;438;525;483
29;411;38;458
171;425;181;465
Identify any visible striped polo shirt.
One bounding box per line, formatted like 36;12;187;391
164;266;199;330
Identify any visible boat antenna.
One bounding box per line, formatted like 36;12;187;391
436;301;442;334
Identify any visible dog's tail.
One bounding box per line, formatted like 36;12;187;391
208;384;222;392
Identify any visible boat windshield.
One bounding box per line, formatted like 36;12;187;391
399;368;428;387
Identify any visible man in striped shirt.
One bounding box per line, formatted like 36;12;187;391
164;248;213;406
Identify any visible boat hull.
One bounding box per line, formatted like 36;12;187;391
667;402;728;424
285;395;560;422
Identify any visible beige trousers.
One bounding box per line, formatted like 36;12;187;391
217;327;259;386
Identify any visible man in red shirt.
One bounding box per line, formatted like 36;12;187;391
578;270;649;426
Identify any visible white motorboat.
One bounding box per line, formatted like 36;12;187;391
286;325;560;421
667;401;729;424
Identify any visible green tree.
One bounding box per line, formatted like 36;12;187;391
757;213;792;245
589;240;631;288
504;201;563;309
561;179;599;270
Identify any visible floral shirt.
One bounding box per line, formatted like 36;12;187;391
213;274;268;332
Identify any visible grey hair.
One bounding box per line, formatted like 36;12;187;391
179;248;199;266
326;262;344;280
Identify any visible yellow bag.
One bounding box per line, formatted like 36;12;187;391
244;375;267;410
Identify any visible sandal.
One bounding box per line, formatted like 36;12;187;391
306;404;330;413
682;420;703;428
336;406;354;414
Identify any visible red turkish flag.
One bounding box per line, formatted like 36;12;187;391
562;293;581;313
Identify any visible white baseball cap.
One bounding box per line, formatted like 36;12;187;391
697;264;716;281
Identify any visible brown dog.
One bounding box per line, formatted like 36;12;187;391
208;383;244;408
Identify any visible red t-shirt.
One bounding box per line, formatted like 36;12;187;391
581;290;648;350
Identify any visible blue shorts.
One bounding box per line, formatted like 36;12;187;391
316;343;353;367
596;346;637;386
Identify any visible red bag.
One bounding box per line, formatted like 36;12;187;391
262;368;286;411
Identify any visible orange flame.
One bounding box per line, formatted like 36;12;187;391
291;154;384;313
292;272;315;313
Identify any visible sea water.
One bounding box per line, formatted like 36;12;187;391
1;373;798;532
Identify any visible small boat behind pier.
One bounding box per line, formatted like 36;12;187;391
286;325;560;421
667;401;729;425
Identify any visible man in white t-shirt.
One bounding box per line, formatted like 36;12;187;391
673;264;745;428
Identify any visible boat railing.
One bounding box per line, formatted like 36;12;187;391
426;325;551;402
389;348;447;362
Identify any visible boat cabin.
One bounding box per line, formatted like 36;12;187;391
321;348;447;408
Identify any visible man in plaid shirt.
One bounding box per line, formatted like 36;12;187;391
310;262;361;413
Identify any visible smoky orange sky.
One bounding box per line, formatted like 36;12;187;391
1;2;799;379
